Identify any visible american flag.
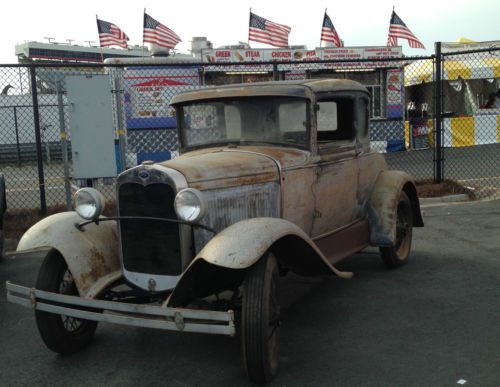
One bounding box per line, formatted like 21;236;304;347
320;12;342;47
143;13;181;50
387;11;425;49
96;19;129;49
248;12;291;48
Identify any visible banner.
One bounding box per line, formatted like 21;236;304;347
123;66;201;129
202;46;402;67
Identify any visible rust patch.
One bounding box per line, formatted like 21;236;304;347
78;247;113;290
166;150;279;183
190;172;277;190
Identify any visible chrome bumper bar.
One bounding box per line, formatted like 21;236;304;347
6;281;235;336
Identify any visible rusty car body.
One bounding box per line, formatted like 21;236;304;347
7;79;423;383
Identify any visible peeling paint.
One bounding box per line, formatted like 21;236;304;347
17;212;120;296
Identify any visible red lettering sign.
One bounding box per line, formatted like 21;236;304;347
215;51;231;58
245;51;261;58
272;51;291;58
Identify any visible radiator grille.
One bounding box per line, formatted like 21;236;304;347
118;182;182;276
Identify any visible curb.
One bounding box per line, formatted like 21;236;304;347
419;194;470;205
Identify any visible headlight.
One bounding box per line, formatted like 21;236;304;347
74;188;105;220
174;188;206;223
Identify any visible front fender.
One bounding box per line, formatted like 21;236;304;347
17;212;120;296
167;217;352;307
368;170;424;246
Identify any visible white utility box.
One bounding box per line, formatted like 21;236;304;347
66;75;116;179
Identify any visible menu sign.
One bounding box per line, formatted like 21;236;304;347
386;69;404;118
203;46;402;63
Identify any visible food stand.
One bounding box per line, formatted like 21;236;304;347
404;40;500;148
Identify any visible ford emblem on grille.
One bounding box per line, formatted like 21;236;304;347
139;170;149;179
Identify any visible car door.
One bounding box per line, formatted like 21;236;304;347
310;97;360;238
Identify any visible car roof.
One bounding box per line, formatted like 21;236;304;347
170;79;368;105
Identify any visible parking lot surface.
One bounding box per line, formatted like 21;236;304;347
1;200;499;386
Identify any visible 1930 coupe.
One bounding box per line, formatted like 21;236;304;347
7;79;423;383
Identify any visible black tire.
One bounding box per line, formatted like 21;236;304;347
241;253;280;384
35;250;98;354
380;191;413;268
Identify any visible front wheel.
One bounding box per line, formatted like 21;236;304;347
35;250;98;354
380;191;413;268
241;253;281;384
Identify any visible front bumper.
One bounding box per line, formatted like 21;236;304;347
6;281;235;336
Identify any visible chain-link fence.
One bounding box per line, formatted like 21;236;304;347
438;45;500;198
1;44;499;213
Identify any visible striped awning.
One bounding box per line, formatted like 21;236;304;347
405;57;500;86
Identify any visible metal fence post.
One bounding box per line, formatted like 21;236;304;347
113;75;127;173
29;64;47;215
56;81;72;210
13;106;21;166
434;42;443;183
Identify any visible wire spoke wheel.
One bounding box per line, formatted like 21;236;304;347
380;191;413;268
35;250;98;354
241;253;281;383
59;270;84;333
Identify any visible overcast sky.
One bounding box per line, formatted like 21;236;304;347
1;0;499;63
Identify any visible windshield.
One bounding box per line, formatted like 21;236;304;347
177;97;309;150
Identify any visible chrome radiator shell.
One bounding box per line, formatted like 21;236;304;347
194;182;280;253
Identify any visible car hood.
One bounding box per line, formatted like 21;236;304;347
161;146;309;190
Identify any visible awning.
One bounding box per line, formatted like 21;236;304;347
405;57;500;86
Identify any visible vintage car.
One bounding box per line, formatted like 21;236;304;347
7;79;423;383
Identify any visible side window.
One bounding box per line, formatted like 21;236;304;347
316;98;354;142
317;101;338;132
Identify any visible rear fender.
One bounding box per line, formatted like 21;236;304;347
167;217;352;307
367;171;424;246
17;212;120;296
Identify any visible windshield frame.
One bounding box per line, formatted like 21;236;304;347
175;96;311;153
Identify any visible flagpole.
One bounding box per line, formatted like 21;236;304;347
142;8;146;59
320;8;327;48
96;14;104;63
248;8;252;48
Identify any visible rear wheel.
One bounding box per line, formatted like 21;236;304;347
35;251;98;354
380;191;413;268
241;253;280;383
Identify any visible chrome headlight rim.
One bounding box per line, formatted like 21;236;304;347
74;187;105;221
174;188;207;223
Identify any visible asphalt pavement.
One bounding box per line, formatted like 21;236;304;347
1;199;499;386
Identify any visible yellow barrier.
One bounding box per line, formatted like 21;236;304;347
451;116;475;147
